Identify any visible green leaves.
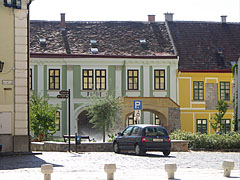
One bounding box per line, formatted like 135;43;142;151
87;95;122;142
210;100;229;133
30;94;59;141
170;130;240;150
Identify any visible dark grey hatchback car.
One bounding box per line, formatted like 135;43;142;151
113;124;171;156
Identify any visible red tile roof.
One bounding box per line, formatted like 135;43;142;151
167;21;240;70
30;21;174;57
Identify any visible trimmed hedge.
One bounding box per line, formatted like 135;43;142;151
170;130;240;150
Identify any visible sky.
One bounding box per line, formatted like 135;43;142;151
30;0;239;22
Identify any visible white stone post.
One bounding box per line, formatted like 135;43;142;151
165;163;177;179
104;164;116;180
222;160;235;177
41;164;53;180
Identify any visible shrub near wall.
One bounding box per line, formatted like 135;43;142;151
170;130;240;150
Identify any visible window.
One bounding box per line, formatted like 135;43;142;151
155;114;161;125
131;127;142;136
122;126;134;136
128;113;135;125
220;82;230;101
49;69;60;90
29;68;32;90
193;81;204;100
196;119;207;134
83;69;93;90
144;127;167;136
95;69;106;90
220;119;231;134
55;111;60;131
154;70;165;90
128;70;138;90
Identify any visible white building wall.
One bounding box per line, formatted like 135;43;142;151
14;7;28;136
115;66;122;97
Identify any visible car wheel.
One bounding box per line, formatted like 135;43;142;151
113;142;120;153
163;150;170;157
135;144;144;155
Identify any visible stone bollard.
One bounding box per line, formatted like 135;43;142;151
222;160;235;177
165;163;177;179
104;164;116;180
41;164;53;180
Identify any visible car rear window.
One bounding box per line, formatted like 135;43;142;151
144;126;168;136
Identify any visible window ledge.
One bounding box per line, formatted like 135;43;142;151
191;100;205;104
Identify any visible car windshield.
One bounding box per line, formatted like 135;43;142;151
144;126;167;136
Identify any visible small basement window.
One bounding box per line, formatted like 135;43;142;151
40;38;46;47
90;40;97;48
140;39;147;44
140;39;147;49
91;48;98;54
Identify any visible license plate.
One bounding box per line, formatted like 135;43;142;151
153;138;163;142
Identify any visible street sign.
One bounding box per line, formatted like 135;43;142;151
59;90;69;94
133;100;142;110
57;94;69;99
134;110;141;118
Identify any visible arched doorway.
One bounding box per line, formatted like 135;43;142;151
125;110;167;127
77;110;102;141
122;97;180;132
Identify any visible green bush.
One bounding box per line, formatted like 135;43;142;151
170;130;240;150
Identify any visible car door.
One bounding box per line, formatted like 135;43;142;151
128;127;142;150
117;126;134;150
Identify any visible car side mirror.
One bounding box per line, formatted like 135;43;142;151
117;132;122;136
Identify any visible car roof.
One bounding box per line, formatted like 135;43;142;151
129;124;164;128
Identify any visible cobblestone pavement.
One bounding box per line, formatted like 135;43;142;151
0;151;239;180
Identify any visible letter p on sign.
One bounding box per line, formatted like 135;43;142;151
133;100;142;110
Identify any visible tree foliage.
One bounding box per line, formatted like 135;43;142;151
210;100;229;133
87;95;122;142
30;94;59;141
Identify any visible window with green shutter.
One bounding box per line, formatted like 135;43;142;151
220;119;231;134
193;81;204;100
196;119;207;134
220;82;230;101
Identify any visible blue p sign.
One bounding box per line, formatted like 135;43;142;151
133;100;142;110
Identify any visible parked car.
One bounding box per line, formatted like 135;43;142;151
113;124;171;156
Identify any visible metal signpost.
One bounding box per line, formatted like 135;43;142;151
57;89;71;152
133;100;142;124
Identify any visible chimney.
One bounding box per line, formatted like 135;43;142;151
164;13;174;22
60;13;66;30
221;15;227;23
148;15;155;22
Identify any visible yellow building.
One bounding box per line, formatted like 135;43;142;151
166;14;238;134
178;70;233;134
0;0;32;152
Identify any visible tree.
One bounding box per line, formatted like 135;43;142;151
232;63;239;131
30;94;59;141
87;95;122;142
210;100;229;133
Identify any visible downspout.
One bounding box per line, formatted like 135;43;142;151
27;0;33;152
177;68;181;105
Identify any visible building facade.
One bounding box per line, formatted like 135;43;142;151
166;14;239;134
30;15;180;140
0;0;32;152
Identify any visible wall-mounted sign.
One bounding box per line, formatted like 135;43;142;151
2;80;13;85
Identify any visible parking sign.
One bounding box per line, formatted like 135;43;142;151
133;100;142;110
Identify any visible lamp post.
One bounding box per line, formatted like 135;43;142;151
0;61;4;72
